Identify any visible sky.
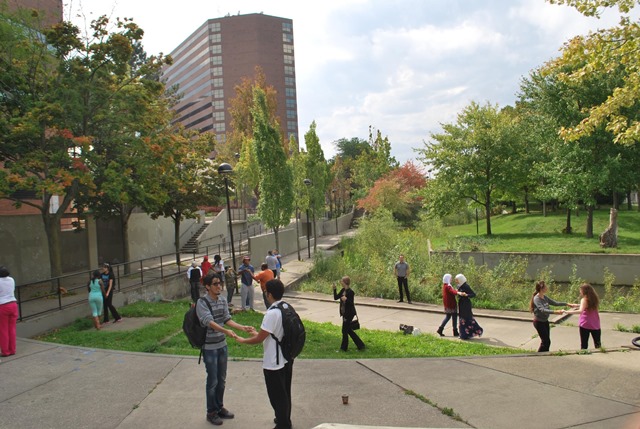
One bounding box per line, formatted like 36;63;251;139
65;0;632;165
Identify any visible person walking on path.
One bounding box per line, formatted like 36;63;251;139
0;266;18;357
332;276;365;351
253;263;275;310
274;249;283;279
101;263;122;324
187;261;203;304
436;273;460;337
87;270;106;331
266;250;278;278
224;266;236;307
237;256;255;311
564;283;602;349
197;273;256;425
530;280;575;352
212;255;224;282
455;274;483;340
236;279;295;429
394;254;411;303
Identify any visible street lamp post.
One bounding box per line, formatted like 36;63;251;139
218;163;238;293
332;189;338;234
304;179;312;258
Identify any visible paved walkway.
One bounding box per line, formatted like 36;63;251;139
2;230;640;429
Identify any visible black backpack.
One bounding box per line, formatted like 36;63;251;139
270;301;306;364
183;298;214;363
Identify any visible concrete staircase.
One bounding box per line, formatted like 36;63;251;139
180;222;210;253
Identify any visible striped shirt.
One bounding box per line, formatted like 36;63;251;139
196;294;232;350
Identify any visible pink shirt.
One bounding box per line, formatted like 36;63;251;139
579;308;600;330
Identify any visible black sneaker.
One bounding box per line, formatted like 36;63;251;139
206;412;223;425
218;408;234;419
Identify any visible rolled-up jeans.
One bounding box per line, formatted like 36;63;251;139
203;346;228;414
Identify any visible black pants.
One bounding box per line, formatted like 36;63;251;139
341;315;365;351
439;312;458;332
580;326;601;349
533;320;551;352
264;361;293;429
189;281;200;303
397;276;411;302
103;292;120;323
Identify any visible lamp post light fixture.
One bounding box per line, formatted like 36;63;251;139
218;162;238;293
303;178;312;259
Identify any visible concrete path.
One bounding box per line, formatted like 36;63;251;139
2;230;640;429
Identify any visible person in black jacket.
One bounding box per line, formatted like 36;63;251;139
332;276;365;351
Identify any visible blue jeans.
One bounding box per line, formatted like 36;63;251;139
203;346;228;414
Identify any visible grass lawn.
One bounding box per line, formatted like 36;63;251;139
432;207;640;253
36;300;523;358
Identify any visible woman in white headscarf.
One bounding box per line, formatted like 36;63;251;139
436;274;460;337
454;274;483;340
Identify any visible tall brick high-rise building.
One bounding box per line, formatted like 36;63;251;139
162;13;299;148
4;0;63;28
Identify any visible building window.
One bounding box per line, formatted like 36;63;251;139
209;22;220;32
211;56;222;65
213;111;224;121
284;55;294;65
61;217;85;232
210;33;221;43
287;110;296;119
212;100;224;109
213;77;223;87
214;123;225;132
210;44;221;54
283;44;293;54
284;66;294;76
282;33;293;43
213;89;224;98
285;77;295;86
286;99;296;108
286;88;296;97
287;121;297;130
282;22;292;32
212;66;222;76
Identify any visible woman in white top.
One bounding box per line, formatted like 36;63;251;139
0;266;18;357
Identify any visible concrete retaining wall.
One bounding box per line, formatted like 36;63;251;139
437;251;640;285
16;274;188;338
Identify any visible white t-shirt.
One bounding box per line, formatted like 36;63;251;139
261;301;287;370
0;276;16;305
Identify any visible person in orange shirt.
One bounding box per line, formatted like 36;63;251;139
253;263;274;310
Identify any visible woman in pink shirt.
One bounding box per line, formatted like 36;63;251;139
565;283;601;349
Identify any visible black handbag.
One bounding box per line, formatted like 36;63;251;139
350;315;360;330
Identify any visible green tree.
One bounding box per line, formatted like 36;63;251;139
304;121;329;251
352;127;398;198
252;87;294;250
547;0;640;146
418;102;517;235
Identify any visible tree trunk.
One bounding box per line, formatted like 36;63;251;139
511;201;517;214
485;191;492;236
295;208;301;261
585;205;594;238
42;212;63;291
524;188;530;214
120;204;132;275
612;191;619;210
627;190;632;211
542;200;546;217
600;208;618;248
564;207;572;234
274;226;280;253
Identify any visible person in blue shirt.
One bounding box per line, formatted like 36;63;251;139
237;256;255;311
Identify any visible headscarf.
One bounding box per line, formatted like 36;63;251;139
455;273;467;285
442;273;452;285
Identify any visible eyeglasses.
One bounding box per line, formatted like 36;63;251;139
211;281;221;286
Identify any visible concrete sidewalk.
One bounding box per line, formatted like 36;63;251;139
2;230;640;429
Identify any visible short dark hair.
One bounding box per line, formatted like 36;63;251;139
261;263;268;270
203;273;219;287
266;279;284;300
0;266;9;277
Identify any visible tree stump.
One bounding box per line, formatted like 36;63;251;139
599;208;618;248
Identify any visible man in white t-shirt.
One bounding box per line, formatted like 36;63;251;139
236;279;293;429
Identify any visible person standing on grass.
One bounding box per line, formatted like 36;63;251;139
455;274;483;340
0;266;18;358
530;280;575;352
394;254;411;303
332;276;365;352
87;270;105;330
437;273;460;337
236;279;295;429
197;273;256;425
101;263;122;324
564;283;602;349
